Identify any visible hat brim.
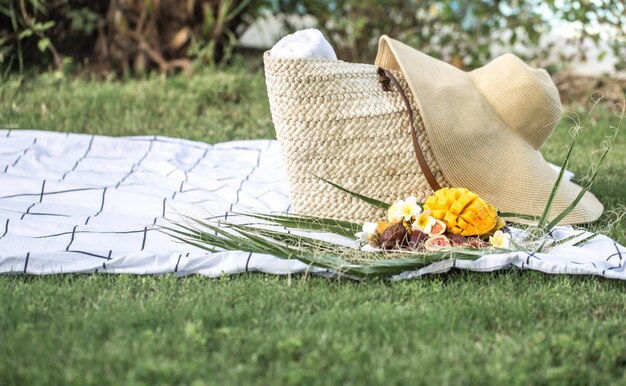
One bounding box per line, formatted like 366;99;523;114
375;36;603;224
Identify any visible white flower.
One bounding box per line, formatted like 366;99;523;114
355;221;378;242
405;196;419;205
411;211;437;234
489;230;511;249
387;198;422;223
387;201;402;223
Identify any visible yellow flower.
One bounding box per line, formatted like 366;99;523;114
489;230;511;249
355;222;378;241
411;211;437;234
387;196;421;223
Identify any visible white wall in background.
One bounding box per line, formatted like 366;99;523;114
240;13;317;50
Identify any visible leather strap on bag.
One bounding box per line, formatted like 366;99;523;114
377;67;441;191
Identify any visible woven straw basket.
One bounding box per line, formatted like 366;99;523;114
264;52;448;222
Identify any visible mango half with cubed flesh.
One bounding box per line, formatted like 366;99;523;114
423;187;498;236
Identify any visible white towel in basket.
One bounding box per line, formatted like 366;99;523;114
270;28;337;60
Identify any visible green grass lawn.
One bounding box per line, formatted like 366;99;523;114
1;66;625;386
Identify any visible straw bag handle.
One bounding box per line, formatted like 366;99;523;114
377;68;441;191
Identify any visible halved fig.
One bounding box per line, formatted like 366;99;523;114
424;235;451;251
429;219;446;236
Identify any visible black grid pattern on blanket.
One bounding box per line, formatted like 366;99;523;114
0;130;624;279
0;129;310;276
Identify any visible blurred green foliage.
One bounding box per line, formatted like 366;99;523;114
276;0;626;71
0;0;60;75
0;0;271;75
0;0;624;75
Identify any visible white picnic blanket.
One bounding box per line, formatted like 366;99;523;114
0;130;624;279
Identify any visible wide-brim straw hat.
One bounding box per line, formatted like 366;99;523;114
375;35;603;224
264;37;603;225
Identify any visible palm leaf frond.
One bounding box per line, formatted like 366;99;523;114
314;175;392;210
235;212;361;238
161;217;498;279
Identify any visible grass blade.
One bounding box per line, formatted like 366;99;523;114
498;212;541;222
537;127;580;229
544;126;616;230
548;231;586;249
538;98;621;231
573;232;599;247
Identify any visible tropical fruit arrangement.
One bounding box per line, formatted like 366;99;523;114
164;100;621;279
356;188;511;251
